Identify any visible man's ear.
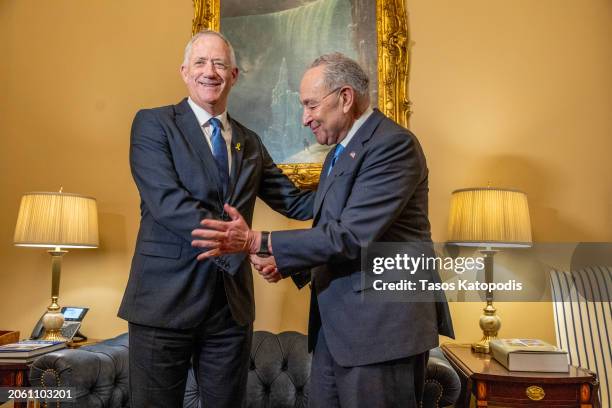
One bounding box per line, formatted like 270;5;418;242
340;87;355;114
230;67;239;85
180;65;188;84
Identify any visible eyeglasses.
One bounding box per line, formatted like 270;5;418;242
301;87;342;111
193;58;231;72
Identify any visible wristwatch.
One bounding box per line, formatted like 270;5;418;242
256;231;271;258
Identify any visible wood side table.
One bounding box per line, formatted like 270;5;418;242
441;343;599;408
0;361;34;408
0;340;98;407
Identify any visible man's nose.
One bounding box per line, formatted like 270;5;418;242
302;109;312;127
203;61;217;77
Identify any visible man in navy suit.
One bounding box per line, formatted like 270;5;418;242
118;31;313;408
192;53;454;407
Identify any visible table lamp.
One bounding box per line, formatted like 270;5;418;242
13;190;99;341
447;187;532;353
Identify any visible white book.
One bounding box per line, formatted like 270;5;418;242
490;338;569;373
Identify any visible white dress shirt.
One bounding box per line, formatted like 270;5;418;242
339;107;374;149
187;97;233;173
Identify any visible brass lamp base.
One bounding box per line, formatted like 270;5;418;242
41;297;68;342
472;337;495;354
471;303;501;354
42;329;68;342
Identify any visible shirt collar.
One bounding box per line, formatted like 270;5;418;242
340;107;374;148
187;97;229;130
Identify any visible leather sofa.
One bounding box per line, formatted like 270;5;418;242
30;331;460;407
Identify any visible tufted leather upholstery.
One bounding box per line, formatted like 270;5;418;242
245;331;310;408
425;348;462;408
30;331;460;407
30;333;130;408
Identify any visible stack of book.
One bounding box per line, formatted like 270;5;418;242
0;340;66;364
490;338;569;373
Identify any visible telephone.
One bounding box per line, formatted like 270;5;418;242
30;306;89;342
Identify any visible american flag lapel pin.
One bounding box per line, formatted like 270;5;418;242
349;151;356;159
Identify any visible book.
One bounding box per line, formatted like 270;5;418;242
0;340;66;358
0;357;35;364
490;338;569;372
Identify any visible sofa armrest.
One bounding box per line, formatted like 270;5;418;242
29;333;129;408
423;347;461;408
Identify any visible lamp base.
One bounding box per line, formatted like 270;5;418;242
472;337;495;354
42;329;68;342
471;303;501;354
41;304;68;342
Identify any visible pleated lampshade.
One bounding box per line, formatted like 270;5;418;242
14;192;99;248
447;187;532;248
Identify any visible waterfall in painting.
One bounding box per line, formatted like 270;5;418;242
222;0;358;163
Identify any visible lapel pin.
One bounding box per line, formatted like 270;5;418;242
235;143;241;151
349;151;356;159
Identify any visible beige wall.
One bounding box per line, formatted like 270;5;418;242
1;0;610;345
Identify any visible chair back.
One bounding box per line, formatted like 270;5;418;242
550;266;611;408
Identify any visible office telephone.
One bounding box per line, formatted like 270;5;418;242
30;306;89;341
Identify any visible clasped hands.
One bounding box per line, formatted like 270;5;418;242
191;204;281;283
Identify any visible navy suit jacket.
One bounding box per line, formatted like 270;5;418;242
272;109;454;367
118;98;314;328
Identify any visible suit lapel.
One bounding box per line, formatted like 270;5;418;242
227;115;245;202
175;99;224;204
312;110;385;220
312;149;335;220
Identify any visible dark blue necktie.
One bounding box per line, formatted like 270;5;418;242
209;117;229;188
327;144;345;176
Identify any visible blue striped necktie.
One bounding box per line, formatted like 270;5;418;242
327;144;345;176
209;117;229;187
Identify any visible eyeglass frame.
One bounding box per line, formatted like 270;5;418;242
301;87;344;111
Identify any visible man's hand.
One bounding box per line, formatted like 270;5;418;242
191;204;260;260
250;255;281;283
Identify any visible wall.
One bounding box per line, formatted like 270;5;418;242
408;0;612;343
1;0;610;345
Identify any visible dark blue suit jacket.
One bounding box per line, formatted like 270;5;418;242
272;110;454;366
118;98;314;328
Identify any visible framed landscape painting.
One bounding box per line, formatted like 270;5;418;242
192;0;411;188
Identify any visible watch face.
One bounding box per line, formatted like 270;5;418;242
259;232;270;256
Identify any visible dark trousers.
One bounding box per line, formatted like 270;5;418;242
310;329;428;408
128;290;252;408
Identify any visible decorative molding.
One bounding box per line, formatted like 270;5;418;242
277;163;322;191
192;0;220;32
377;0;412;128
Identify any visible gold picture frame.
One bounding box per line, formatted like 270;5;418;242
192;0;411;189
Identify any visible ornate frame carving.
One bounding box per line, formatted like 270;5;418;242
192;0;411;189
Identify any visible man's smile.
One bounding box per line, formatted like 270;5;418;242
197;80;221;87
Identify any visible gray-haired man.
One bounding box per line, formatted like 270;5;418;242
118;31;313;407
192;53;454;407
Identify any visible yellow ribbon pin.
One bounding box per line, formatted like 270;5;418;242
235;143;241;151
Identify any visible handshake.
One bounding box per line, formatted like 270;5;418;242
191;203;282;283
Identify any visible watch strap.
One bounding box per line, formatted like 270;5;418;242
257;231;271;256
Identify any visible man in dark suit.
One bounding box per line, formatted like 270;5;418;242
118;30;313;408
192;53;454;407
